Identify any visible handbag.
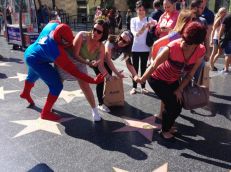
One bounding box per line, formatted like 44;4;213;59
146;17;157;47
182;81;209;110
180;46;209;110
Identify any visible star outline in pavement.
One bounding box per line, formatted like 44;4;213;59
0;62;11;67
9;72;27;82
112;163;168;172
59;89;84;103
11;117;75;138
0;86;20;100
113;116;161;142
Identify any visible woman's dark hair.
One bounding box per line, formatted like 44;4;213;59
95;19;109;42
190;0;202;9
164;0;177;4
136;0;147;10
117;30;134;53
182;21;207;45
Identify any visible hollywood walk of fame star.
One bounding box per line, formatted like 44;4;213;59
112;167;128;172
0;86;19;100
112;163;168;172
153;163;168;172
9;73;27;82
11;117;75;138
59;89;84;103
0;62;11;67
113;116;161;142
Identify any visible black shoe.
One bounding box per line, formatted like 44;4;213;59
159;131;175;142
212;66;218;71
154;116;162;124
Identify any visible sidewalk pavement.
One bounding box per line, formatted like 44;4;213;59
0;36;230;172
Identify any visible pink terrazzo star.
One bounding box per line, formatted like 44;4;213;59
113;116;161;141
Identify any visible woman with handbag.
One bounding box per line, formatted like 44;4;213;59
130;0;157;95
151;9;193;122
135;22;206;140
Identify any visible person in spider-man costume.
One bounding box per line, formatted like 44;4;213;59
20;21;105;121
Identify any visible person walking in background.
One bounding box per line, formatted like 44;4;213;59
6;2;12;24
115;10;122;33
0;9;3;34
126;9;132;30
218;13;231;73
94;6;102;22
150;0;163;22
130;0;157;95
209;7;227;71
107;9;116;34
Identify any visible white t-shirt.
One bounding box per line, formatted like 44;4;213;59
130;16;154;52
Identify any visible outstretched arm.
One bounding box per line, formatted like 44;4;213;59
54;46;105;84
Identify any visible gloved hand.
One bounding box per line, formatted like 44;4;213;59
93;73;106;84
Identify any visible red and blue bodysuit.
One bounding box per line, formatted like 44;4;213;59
20;21;104;121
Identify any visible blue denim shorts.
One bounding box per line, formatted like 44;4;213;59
224;40;231;56
213;39;219;47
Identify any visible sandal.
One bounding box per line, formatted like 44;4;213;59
159;131;175;142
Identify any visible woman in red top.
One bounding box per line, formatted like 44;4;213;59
155;0;179;38
136;22;206;140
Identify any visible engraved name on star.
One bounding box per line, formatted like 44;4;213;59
11;117;74;138
0;86;19;100
113;116;161;142
58;89;84;103
9;73;27;81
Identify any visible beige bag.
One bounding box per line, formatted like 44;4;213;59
197;62;210;88
103;77;124;107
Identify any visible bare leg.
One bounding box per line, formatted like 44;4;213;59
224;55;231;71
77;79;96;108
209;46;218;69
77;79;101;121
212;47;222;68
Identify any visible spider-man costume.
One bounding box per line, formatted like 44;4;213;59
20;21;104;121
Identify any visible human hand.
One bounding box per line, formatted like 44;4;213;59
174;89;183;104
89;60;98;67
93;73;106;84
204;55;210;62
117;70;126;78
149;20;157;27
210;40;213;47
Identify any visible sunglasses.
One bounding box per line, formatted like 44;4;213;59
119;36;128;44
93;27;103;34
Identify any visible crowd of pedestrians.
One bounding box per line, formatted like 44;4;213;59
18;0;231;142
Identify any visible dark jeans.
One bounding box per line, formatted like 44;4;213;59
148;77;182;132
92;63;112;105
132;52;149;89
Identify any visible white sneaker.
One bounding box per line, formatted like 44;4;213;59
220;69;229;75
92;110;102;122
141;88;149;94
130;88;137;95
97;104;111;113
